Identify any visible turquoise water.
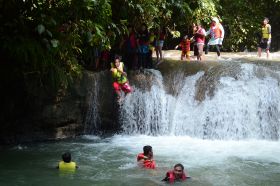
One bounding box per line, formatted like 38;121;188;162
1;135;280;186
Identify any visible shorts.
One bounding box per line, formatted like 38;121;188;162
258;38;271;50
138;45;149;54
197;43;204;55
113;82;132;93
181;50;190;57
155;40;164;47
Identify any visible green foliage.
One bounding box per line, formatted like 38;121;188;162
0;0;113;97
1;0;280;102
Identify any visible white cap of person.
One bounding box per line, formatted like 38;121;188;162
212;17;219;23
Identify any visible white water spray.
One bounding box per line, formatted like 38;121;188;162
120;63;280;140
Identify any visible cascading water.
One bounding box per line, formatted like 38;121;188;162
84;72;103;133
2;61;280;186
83;71;115;134
120;69;175;135
120;62;280;140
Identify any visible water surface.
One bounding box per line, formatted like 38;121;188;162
1;135;280;186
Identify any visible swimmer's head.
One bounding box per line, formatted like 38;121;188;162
143;145;153;157
62;152;72;163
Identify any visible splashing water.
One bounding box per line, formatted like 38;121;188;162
120;63;280;140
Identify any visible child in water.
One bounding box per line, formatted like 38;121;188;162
57;152;78;171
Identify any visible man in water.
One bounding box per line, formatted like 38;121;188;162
110;55;132;101
257;17;272;59
162;163;189;183
57;152;78;171
137;145;156;169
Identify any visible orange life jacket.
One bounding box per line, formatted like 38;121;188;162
137;153;156;169
211;23;222;38
166;170;187;183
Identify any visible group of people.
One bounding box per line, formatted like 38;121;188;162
109;16;273;106
109;17;226;101
175;16;272;61
175;17;224;61
136;145;190;183
109;24;168;102
57;146;189;184
120;24;166;70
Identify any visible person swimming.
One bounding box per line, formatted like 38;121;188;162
57;152;78;171
137;145;156;169
162;163;190;183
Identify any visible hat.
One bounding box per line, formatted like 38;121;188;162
212;17;219;23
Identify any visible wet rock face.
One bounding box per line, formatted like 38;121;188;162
129;70;157;91
0;71;106;145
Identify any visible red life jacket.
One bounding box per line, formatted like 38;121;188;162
137;153;156;169
180;39;190;52
137;153;146;161
166;170;187;183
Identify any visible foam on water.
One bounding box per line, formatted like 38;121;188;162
110;135;280;168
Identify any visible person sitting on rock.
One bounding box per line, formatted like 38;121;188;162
110;55;132;101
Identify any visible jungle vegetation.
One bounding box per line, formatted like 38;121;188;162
1;0;280;112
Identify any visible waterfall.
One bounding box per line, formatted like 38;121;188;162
84;72;102;134
120;69;175;135
119;62;280;140
84;71;114;134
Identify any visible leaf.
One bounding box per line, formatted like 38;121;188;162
37;24;45;35
46;30;52;38
86;31;93;43
50;39;59;48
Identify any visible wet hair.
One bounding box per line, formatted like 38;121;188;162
62;152;71;163
143;145;152;156
174;163;184;170
264;17;269;22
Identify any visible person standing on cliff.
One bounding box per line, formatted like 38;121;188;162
205;17;225;59
257;17;272;59
194;23;206;61
175;35;192;61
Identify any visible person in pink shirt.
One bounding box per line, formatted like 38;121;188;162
194;23;206;61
